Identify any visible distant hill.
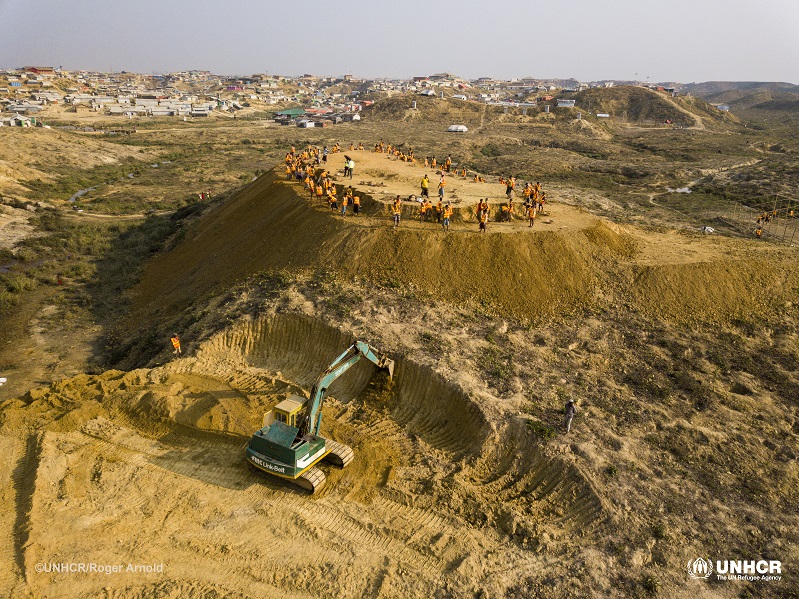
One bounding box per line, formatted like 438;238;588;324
683;81;799;97
750;98;799;112
682;81;799;112
573;86;708;127
361;95;483;124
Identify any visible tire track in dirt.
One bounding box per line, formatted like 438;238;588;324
75;413;474;584
76;421;452;584
11;433;42;587
0;437;24;595
291;500;444;577
85;579;302;599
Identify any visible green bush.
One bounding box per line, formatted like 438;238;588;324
526;419;556;440
0;290;17;311
480;144;503;157
480;345;515;394
642;575;660;595
4;274;36;293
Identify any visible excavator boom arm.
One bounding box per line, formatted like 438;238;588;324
302;341;394;437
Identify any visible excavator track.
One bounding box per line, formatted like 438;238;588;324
324;440;355;468
295;466;327;494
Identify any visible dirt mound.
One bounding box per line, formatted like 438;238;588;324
581;220;638;257
628;258;790;322
565;118;613;140
130;168;604;328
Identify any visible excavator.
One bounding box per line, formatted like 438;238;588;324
246;341;394;493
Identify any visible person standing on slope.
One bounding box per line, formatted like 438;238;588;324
392;202;401;228
564;399;577;433
442;202;453;231
170;334;182;357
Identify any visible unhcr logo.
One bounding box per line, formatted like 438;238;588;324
715;560;782;582
686;556;783;582
686;557;713;579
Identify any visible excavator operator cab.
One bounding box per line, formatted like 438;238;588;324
265;395;309;429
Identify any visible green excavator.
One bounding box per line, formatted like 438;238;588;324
246;341;394;493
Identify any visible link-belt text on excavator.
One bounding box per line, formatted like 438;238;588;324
250;455;286;474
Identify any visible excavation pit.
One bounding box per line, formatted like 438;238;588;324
1;312;607;597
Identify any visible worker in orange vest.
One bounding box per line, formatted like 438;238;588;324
442;203;453;231
170;334;182;356
479;210;488;233
527;204;536;227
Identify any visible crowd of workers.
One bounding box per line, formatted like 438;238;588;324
281;141;550;231
754;207;796;239
282;145;364;216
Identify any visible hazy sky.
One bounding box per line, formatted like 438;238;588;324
1;0;797;83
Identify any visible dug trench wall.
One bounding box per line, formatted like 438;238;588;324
0;310;608;598
187;312;607;532
193;312;492;458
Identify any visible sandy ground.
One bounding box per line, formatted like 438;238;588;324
0;285;102;403
0;312;609;598
324;149;596;218
0;205;38;252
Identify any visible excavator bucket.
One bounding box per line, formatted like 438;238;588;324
379;356;395;380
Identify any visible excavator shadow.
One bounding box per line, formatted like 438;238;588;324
146;426;266;491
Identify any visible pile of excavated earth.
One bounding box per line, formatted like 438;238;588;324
133;150;795;328
1;146;798;598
